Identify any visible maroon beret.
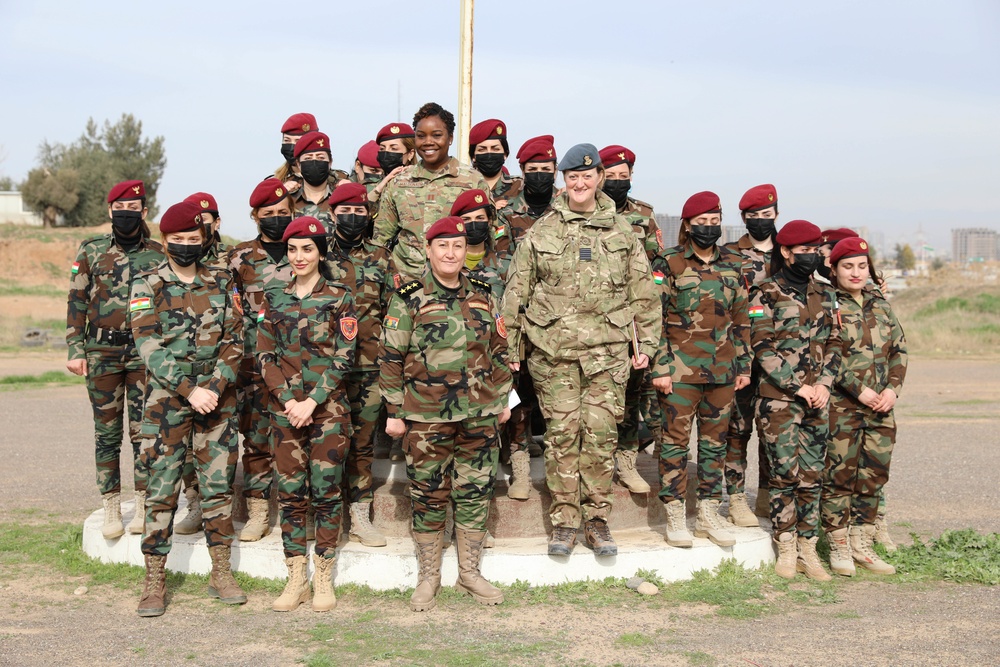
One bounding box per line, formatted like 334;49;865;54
159;201;203;235
469;119;506;146
450;189;490;217
739;184;778;212
426;216;467;241
822;227;859;244
293;131;331;160
183;192;218;216
775;220;823;246
249;178;289;209
329;182;368;209
357;140;380;168
599;145;636;168
107;180;145;203
281;216;326;242
830;237;870;265
516;135;557;164
376;122;415;143
681;191;722;220
281;113;317;135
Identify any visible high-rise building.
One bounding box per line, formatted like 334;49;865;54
722;225;744;245
952;228;998;263
655;214;682;249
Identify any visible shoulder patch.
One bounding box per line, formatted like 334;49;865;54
71;261;81;275
495;313;508;338
384;315;400;330
339;316;358;340
129;297;152;313
397;280;421;296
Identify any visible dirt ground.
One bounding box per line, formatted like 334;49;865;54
0;354;997;667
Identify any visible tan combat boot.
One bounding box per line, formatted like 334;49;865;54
101;492;125;540
127;490;146;534
137;554;167;617
411;531;444;612
240;498;271;542
349;502;387;547
773;532;797;579
614;449;651;494
454;529;503;606
272;555;310;611
695;499;736;547
851;524;896;574
507;450;532;501
727;492;760;527
174;488;203;535
311;553;337;612
664;499;693;548
873;515;898;552
208;545;247;604
796;535;832;581
827;527;856;576
755;487;770;518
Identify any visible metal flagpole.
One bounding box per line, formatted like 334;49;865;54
457;0;474;166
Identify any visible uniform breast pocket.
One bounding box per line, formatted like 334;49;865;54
773;305;802;336
244;287;265;314
468;305;494;340
601;235;630;287
534;238;568;284
669;275;701;313
312;305;339;346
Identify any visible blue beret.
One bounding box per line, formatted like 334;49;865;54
557;143;602;172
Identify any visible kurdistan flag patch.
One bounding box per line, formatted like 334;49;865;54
71;261;80;275
129;297;152;312
748;305;766;318
652;271;664;284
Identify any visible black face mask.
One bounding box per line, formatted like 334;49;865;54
167;242;202;268
474;153;505;178
335;213;369;244
689;224;722;249
464;220;490;246
745;218;775;242
259;215;292;242
816;261;834;281
300;160;330;187
602;179;631;210
523;172;555;208
280;144;295;163
377;150;405;174
785;252;821;282
111;209;143;237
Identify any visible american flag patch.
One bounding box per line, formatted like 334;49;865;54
71;261;80;275
580;247;592;261
748;305;765;318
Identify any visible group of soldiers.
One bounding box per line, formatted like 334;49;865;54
67;103;906;616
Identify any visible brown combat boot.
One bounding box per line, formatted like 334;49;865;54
614;450;651;494
796;536;832;581
727;492;760;528
101;492;125;540
584;519;618;557
208;545;247;604
174;488;203;535
454;529;503;605
411;531;444;612
547;526;578;556
137;554;167;617
507;450;532;500
272;555;310;611
827;527;856;577
773;532;797;579
851;524;896;574
311;553;337;612
240;498;271;542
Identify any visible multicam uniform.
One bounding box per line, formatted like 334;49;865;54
67;234;163;496
129;262;243;556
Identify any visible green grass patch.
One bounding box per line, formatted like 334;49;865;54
683;650;716;666
0;370;83;391
891;529;1000;585
0;279;65;298
616;632;655;647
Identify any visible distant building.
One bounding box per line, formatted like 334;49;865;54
0;191;43;226
952;228;998;263
655;214;682;249
721;225;744;245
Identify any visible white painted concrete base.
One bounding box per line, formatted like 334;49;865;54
83;500;776;588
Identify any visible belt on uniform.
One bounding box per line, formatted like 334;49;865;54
177;360;216;377
90;327;134;346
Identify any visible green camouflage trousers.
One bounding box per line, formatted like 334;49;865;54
724;365;770;494
403;415;499;533
346;369;380;503
85;347;147;494
140;385;239;556
237;369;274;499
657;382;735;503
756;397;828;538
822;401;896;529
272;411;350;558
528;352;626;529
506;369;538;454
617;367;665;453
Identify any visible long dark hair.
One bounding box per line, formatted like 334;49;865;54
769;244;788;277
831;253;882;290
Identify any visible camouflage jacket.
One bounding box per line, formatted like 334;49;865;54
292;186;333;230
67;234;164;360
380;270;512;422
749;273;842;401
202;235;233;273
325;240;396;370
229;238;295;367
257;276;356;416
462;245;510;302
129;262;243;399
722;234;772;289
501;188;553;253
833;285;907;403
373;157;489;279
650;242;751;384
501;191;661;375
489;173;521;254
618;197;663;263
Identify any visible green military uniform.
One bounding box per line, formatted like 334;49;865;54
462;245;510;302
488;173;520;256
292;186;333;230
201;234;233;272
497;187;551;255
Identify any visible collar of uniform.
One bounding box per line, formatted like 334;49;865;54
774;270;810;296
294;183;331;205
412;156;461;181
553;191;617;228
285;274;326;296
492;171;516;197
160;261;216;286
683;240;721;264
423;268;466;297
737;234;756;250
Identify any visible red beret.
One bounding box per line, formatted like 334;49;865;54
822;227;859;244
376;122;415;143
775;220;823;246
293;131;331;160
329;182;368;209
516;135;557;164
739;184;778;212
281;216;326;242
249;178;289;209
425;216;467;241
681;191;722;220
830;237;870;266
450;189;490;217
469;119;506;146
107;180;145;203
159;201;203;235
599;145;636;168
281;113;317;135
183;192;218;215
357;140;380;168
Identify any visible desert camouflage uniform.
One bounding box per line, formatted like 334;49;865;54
750;273;841;538
130;261;242;556
502;192;660;528
257;276;357;558
380;271;511;533
67;234;164;496
822;285;907;530
373;157;489;280
650;243;751;503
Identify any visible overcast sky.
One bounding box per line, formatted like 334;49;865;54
1;1;998;255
